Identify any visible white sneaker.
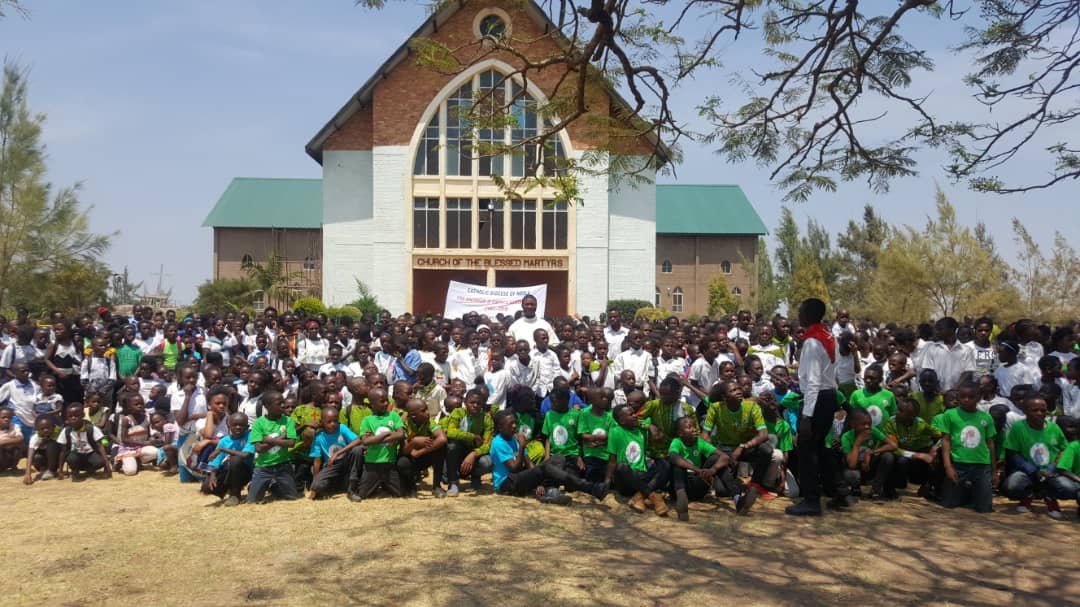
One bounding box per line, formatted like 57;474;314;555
1047;509;1063;520
1015;505;1031;514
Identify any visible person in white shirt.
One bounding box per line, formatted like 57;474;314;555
295;321;331;369
994;340;1036;398
530;329;560;398
786;298;839;517
317;345;348;379
507;340;539;392
830;309;854;339
967;317;998;378
687;338;722;410
0;362;39;436
612;330;650;391
450;330;488;387
237;368;271;426
507;295;558;350
727;310;754;342
916;317;976;391
603;310;629;359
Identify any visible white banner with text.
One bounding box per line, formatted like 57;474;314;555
444;281;547;318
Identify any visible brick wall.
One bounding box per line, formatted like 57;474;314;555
655;234;758;316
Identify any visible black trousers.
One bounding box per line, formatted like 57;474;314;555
31;441;61;472
310;451;360;498
891;452;932;488
202;456;253;498
796;389;838;504
66;451;106;473
673;453;722;500
352;461;403;500
582;456;607;483
499;455;593;497
397;447;447;495
612;459;671;498
715;443;773;496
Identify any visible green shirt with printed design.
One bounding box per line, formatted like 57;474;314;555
848;388;897;427
765;418;794;452
840;426;888;454
607;423;648;472
1003;420;1066;470
639;399;697;460
932;407;996;465
358;412;403;463
880;416;939;452
443;407;493;455
249;415;298;468
668;437;717;468
577;406;614;460
703;400;766;449
542;408;581;457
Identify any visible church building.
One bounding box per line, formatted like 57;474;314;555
202;0;767;318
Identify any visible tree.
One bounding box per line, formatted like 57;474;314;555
0;61;111;310
834;205;888;312
349;279;383;319
1011;220;1080;323
366;1;1080;199
242;251;303;309
194;278;259;316
707;274;739;318
19;258;109;317
773;206;800;303
867;188;1018;322
787;249;831;312
738;239;780;319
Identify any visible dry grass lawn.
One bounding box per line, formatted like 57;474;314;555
3;472;1078;607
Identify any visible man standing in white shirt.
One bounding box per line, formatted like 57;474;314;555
507;295;558;349
603;310;629;359
917;317;976;391
786;298;841;517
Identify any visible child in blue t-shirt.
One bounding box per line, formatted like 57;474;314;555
201;412;254;505
308;406;364;499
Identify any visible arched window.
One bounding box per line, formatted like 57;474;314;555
661;259;672;273
672;287;684;313
241;254;253;267
721;260;732;274
732;286;742;297
655;287;661;306
413;69;567;178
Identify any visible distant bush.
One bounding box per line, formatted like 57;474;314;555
606;299;652;320
293;297;327;317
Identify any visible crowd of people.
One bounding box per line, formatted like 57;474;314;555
2;297;1078;522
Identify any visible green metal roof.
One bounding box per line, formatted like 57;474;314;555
655;184;766;235
203;179;764;235
202;178;322;229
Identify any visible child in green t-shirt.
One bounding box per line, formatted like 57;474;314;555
848;365;897;428
880;397;940;498
840;408;898;500
542;385;583;471
398;398;448;498
1053;430;1080;516
669;417;728;522
247;390;299;504
760;393;794;496
932;381;997;513
443;388;494;495
913;369;945;424
578;387;614;483
350;387;405;502
1000;396;1068;519
605;404;670;516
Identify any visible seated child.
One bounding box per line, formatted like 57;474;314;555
541;385;584;491
1001;396;1068;519
247;390;299;504
202;412;254;505
1053;420;1080;517
0;408;23;473
309;406;364;500
605;404;671;516
669;416;729;521
695;379;771;514
114;393;160;476
840;408;898;500
578;387;615;483
351;387;405;502
397;397;448;498
56;404;111;482
443;388;494;495
490;409;606;505
880;397;940;497
191;387;231;471
149;411;179;474
933;381;997;513
760;393;795;496
507;385;544;465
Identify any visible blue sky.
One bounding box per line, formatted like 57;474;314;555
2;1;1077;304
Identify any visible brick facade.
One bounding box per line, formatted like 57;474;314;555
655;234;758;317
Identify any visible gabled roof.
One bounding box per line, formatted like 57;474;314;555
655;185;767;235
202;178;322;229
305;0;667;164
